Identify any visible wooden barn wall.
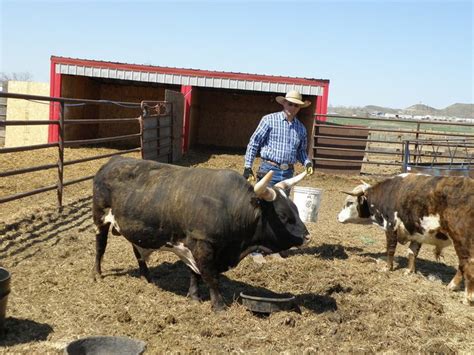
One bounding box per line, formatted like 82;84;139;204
195;88;277;148
61;75;101;141
61;76;179;148
195;88;316;155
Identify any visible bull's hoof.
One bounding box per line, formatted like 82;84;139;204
91;270;103;282
211;303;227;312
141;275;153;283
187;294;202;303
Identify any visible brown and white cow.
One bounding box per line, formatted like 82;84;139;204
337;173;474;305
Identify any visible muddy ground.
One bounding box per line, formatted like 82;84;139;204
0;147;473;353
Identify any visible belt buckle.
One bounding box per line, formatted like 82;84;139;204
280;163;289;171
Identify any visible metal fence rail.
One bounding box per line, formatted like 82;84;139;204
0;92;172;207
313;114;474;174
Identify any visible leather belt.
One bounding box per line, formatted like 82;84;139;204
264;159;294;171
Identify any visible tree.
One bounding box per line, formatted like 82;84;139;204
0;72;34;82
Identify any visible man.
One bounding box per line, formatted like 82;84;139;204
243;90;314;191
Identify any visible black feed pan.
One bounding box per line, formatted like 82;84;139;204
64;335;146;355
240;291;298;314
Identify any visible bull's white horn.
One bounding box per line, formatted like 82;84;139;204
254;171;276;201
274;171;307;190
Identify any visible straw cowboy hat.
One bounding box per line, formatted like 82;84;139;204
276;90;311;108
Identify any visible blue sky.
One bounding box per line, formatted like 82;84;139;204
1;0;472;109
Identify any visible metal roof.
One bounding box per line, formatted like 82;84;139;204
53;57;326;96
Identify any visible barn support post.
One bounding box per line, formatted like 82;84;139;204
180;85;192;153
57;102;65;207
48;59;61;143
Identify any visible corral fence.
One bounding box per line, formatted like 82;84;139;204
312;114;474;176
0;91;183;207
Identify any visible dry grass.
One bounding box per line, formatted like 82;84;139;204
0;148;473;353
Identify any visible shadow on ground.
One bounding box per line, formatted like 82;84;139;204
0;318;53;346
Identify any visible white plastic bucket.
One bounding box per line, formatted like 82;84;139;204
292;186;323;223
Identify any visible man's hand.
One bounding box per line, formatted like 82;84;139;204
243;167;255;182
305;162;314;175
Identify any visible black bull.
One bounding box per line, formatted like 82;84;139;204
92;156;310;311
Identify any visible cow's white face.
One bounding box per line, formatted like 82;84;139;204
337;183;372;224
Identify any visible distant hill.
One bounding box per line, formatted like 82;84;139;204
441;103;473;118
329;103;474;118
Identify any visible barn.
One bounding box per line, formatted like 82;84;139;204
49;56;330;153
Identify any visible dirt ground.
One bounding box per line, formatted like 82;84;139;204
0;147;473;353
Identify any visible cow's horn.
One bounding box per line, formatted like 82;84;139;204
274;171;307;190
254;171;276;201
340;190;362;197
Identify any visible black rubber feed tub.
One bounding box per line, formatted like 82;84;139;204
0;267;11;337
240;291;298;314
64;335;146;355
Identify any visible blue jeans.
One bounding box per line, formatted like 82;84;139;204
257;161;294;193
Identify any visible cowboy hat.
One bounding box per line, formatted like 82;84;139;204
276;90;311;108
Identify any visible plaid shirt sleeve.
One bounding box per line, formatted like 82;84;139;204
244;116;270;168
296;121;309;165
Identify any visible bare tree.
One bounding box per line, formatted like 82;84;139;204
0;72;34;82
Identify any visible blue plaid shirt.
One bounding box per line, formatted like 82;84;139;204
244;111;310;168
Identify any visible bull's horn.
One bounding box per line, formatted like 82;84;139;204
340;190;362;197
254;171;276;201
360;180;371;189
274;171;307;190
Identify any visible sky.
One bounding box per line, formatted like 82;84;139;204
0;0;472;109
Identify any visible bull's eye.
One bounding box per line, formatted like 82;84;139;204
346;202;353;207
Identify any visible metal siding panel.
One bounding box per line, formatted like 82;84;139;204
173;75;182;84
53;61;326;96
301;86;310;95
